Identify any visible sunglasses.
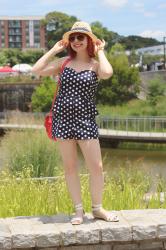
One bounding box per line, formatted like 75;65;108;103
69;34;86;43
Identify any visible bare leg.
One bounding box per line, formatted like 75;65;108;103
77;139;104;205
57;139;84;223
77;139;119;222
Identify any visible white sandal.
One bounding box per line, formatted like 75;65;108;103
92;204;119;222
70;203;85;225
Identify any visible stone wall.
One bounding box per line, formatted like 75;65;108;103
0;82;40;112
0;209;166;250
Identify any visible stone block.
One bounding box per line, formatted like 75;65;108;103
158;225;166;239
7;219;35;249
74;221;100;245
113;243;139;250
33;224;60;248
121;209;157;240
139;241;163;249
0;222;11;249
60;244;113;250
94;211;132;242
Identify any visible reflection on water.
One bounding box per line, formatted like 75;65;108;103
78;145;166;191
101;147;166;177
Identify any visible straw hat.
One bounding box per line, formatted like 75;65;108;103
63;21;98;43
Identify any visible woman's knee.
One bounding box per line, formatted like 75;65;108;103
63;160;78;175
88;161;103;175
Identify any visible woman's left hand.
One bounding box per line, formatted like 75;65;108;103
94;39;105;54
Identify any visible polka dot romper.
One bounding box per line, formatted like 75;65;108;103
52;65;99;140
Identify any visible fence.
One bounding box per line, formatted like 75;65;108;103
1;111;166;133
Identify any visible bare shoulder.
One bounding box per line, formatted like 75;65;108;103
91;58;99;73
53;56;69;69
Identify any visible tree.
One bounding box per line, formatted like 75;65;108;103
96;43;140;105
0;49;44;66
31;76;57;112
91;21;119;50
147;75;166;105
41;11;78;50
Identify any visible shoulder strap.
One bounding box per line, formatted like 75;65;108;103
50;57;71;112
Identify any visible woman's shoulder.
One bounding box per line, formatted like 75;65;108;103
91;58;99;73
52;56;70;71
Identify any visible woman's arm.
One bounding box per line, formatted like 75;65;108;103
95;39;113;79
31;40;68;76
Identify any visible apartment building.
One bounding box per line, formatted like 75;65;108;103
0;16;46;50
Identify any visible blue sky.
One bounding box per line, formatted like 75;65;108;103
0;0;166;41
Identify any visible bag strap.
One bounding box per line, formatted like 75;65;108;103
50;57;71;112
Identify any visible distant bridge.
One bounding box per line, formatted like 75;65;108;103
0;114;166;144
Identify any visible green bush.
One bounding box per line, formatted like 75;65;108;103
147;75;166;106
31;76;57;112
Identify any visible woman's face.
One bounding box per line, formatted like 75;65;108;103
69;33;88;52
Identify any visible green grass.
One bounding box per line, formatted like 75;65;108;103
0;130;166;218
97;97;166;117
0;166;165;218
1;130;62;177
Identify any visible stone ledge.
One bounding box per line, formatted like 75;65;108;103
0;209;166;249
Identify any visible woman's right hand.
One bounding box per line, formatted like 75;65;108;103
52;40;69;54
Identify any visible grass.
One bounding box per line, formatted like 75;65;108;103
0;166;165;218
0;130;166;218
97;97;166;117
1;130;62;177
2;110;44;125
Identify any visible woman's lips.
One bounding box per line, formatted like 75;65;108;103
73;44;82;48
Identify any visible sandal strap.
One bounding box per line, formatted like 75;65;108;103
92;204;102;211
75;203;83;211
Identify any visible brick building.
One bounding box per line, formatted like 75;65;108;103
0;16;46;50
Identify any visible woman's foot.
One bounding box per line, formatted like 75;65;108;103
92;204;119;222
70;203;85;225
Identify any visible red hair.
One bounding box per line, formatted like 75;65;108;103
67;34;95;58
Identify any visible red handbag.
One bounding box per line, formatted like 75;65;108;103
44;57;71;141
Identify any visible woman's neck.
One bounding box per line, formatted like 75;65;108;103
74;51;91;63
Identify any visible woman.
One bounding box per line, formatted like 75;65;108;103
32;21;119;225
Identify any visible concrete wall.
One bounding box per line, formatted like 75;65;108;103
0;82;40;112
0;209;166;250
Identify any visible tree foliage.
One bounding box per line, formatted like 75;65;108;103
147;75;166;105
0;49;44;66
31;77;57;112
96;44;140;105
41;11;78;50
120;35;161;50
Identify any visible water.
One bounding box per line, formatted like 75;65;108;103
78;143;166;191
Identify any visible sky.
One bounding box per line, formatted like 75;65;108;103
0;0;166;42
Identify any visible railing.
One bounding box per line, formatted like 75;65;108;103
97;116;166;133
1;111;166;133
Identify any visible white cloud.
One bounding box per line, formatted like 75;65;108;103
139;30;166;41
158;2;166;8
133;2;156;17
103;0;128;9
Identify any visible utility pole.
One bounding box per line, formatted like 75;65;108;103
164;37;166;70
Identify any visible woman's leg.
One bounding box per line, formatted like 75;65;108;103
57;139;82;205
77;138;118;221
77;139;104;205
57;139;84;223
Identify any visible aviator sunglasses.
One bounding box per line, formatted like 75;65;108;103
69;34;86;43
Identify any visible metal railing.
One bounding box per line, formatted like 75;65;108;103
97;116;166;133
0;111;166;133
